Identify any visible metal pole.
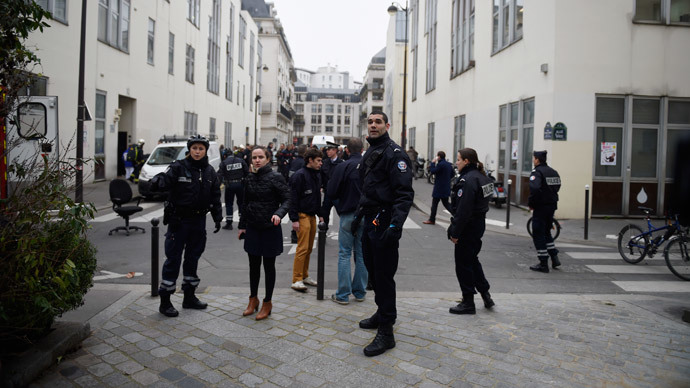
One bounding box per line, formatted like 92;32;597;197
584;184;590;240
316;221;328;300
75;0;87;203
506;179;512;229
151;217;160;297
401;1;408;150
253;95;260;146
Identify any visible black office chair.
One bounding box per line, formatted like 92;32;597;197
108;179;146;236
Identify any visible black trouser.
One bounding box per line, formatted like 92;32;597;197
454;217;490;297
429;196;452;222
321;194;333;223
159;216;206;295
362;210;398;325
248;255;276;302
224;182;244;221
531;205;558;263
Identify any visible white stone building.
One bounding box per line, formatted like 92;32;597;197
294;85;360;145
358;48;386;141
24;0;262;181
395;0;690;218
242;0;295;147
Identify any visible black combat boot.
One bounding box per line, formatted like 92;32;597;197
480;291;495;309
551;255;561;269
530;260;550;273
291;230;298;243
449;294;476;315
182;288;208;309
359;312;380;329
222;221;233;230
363;323;395;357
159;294;179;317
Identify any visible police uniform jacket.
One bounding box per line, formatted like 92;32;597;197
358;132;414;227
289;156;305;175
289;166;322;221
327;153;362;214
528;163;561;209
238;164;290;229
218;155;248;183
151;156;223;222
321;156;343;187
429;158;454;198
448;164;492;238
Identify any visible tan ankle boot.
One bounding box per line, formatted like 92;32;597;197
243;296;260;316
256;301;272;320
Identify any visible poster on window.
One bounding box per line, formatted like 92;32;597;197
511;140;518;160
600;142;617;166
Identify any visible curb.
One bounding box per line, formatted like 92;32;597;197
0;321;91;388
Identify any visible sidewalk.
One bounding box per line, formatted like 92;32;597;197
410;178;631;248
28;284;687;387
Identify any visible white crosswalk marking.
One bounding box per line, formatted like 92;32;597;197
586;265;686;275
612;281;690;292
282;208;334;225
91;202;158;223
566;252;636;260
404;218;421;229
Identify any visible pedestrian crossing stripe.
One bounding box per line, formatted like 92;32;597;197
586;265;690;275
565;252;654;260
612;281;690;292
90;202;158;223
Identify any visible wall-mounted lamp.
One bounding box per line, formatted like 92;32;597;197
540;63;548;74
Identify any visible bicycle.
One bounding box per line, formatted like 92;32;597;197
526;217;561;241
617;206;684;264
664;233;690;281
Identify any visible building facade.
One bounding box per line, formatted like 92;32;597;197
242;0;295;147
25;0;261;181
294;85;360;145
400;0;690;218
358;48;386;141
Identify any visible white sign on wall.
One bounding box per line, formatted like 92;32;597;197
511;140;518;160
600;142;617;166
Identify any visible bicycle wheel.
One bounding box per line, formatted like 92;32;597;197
526;217;533;237
617;224;649;264
551;219;561;241
664;236;690;281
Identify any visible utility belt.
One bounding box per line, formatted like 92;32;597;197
225;179;243;183
360;204;392;215
163;203;208;225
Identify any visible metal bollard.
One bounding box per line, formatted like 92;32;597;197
316;222;328;300
584;185;590;240
151;217;160;297
506;179;512;230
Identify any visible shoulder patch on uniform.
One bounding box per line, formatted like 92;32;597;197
459;178;466;182
397;161;407;172
457;189;463;197
481;183;494;198
530;175;536;181
394;148;401;152
546;177;561;185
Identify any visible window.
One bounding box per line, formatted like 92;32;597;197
634;0;690;24
147;18;155;65
337;116;341;125
451;0;475;76
185;44;195;83
411;0;419;100
492;0;523;53
36;0;67;24
521;99;534;172
325;126;333;133
326;115;334;124
427;123;435;160
168;32;174;74
187;0;200;27
225;4;234;100
95;91;106;156
337;105;342;114
238;16;246;68
409;127;416;148
395;10;407;42
453;115;465;159
345;105;352;114
311;125;320;133
326;104;334;113
311;115;322;124
209;117;216;140
425;0;437;92
207;0;221;94
98;0;130;51
224;121;232;148
249;31;255;110
184;111;198;136
345;116;351;125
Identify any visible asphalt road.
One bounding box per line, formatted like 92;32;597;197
87;201;690;297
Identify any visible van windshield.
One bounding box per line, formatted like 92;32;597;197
147;146;186;165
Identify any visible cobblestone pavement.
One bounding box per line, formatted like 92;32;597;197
32;287;690;388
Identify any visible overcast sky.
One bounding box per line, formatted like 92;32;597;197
267;0;398;85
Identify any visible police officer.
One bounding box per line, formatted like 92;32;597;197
528;150;562;273
319;142;343;224
218;151;248;230
356;111;414;357
150;135;223;317
447;148;495;315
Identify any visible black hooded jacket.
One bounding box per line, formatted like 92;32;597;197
238;164;290;229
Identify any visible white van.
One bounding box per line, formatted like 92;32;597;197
138;139;221;198
311;135;336;150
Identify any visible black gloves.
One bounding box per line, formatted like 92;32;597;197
382;226;402;244
214;221;221;233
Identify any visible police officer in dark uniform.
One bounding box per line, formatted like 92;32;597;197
528;150;561;273
218;151;248;230
447;148;495;315
320;142;343;224
356;111;414;357
150;135;223;317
